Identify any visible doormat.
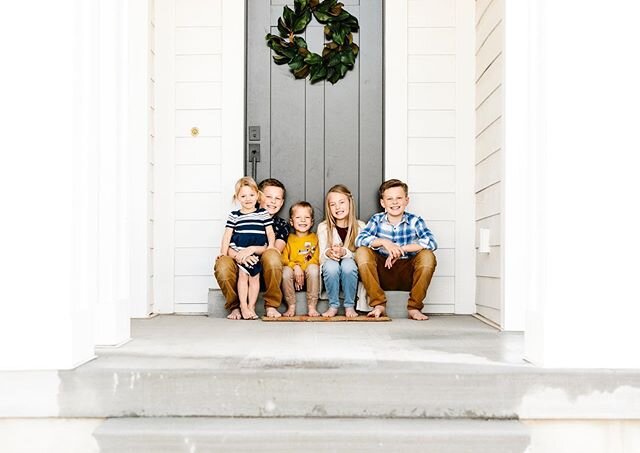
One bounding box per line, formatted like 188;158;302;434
261;315;391;322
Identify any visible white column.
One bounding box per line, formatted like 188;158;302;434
0;0;97;369
519;0;640;367
501;0;529;331
94;0;132;345
0;0;135;369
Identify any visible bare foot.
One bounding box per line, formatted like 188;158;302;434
265;307;281;318
408;309;429;321
227;308;242;320
345;307;358;318
367;305;386;318
247;303;260;320
307;306;320;317
241;306;257;320
322;307;338;318
283;306;296;317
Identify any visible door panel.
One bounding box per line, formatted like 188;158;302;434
247;0;382;222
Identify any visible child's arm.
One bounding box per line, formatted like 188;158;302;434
220;227;233;257
317;223;332;265
274;238;287;253
282;242;291;267
265;225;276;250
310;234;320;265
414;217;438;251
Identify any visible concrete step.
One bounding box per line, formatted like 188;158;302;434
94;417;530;453
208;288;421;318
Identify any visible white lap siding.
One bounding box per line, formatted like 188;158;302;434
475;0;504;325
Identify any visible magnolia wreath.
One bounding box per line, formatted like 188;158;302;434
265;0;360;84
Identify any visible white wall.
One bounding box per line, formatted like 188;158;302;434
155;0;243;313
474;0;504;326
388;0;475;314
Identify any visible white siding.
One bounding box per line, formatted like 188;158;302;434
154;0;228;314
406;0;475;314
172;0;223;313
148;0;156;313
475;0;504;325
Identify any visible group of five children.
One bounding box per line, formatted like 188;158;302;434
215;176;437;321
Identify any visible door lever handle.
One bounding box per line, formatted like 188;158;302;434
248;144;260;180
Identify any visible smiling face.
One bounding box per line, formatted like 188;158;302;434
237;185;259;211
327;191;350;224
260;185;285;216
380;186;409;221
290;206;313;234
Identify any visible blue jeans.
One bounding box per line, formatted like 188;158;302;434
322;258;358;308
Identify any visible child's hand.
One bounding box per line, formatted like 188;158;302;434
236;249;258;267
385;255;398;269
293;265;305;290
329;245;344;260
382;240;404;259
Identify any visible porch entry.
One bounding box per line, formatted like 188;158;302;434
246;0;383;222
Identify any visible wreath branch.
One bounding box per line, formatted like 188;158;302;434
265;0;359;84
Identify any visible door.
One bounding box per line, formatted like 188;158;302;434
247;0;383;222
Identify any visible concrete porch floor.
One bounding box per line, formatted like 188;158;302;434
96;314;527;370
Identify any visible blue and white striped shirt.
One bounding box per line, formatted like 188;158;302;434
226;208;273;250
355;211;437;257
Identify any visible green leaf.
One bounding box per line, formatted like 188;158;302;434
310;65;328;83
293;9;312;33
328;69;341;84
288;54;305;71
343;15;359;31
304;52;322;65
294;0;308;14
329;3;343;16
281;46;297;59
294;36;308;48
283;6;295;28
293;64;310;79
338;63;348;77
272;55;290;65
277;17;290;36
313;10;332;22
327;53;341;67
333;27;345;46
340;49;355;66
334;10;351;22
326;67;336;81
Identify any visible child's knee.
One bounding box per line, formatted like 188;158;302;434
342;257;358;274
306;264;319;278
415;249;437;269
355;246;375;265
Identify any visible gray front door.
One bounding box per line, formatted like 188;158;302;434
246;0;383;222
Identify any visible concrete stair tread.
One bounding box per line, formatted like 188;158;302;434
94;417;530;453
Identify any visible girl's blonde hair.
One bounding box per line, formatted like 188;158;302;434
324;184;358;252
233;176;260;202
